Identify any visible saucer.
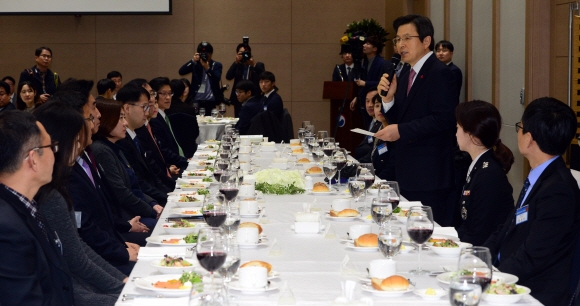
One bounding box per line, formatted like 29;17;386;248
227;281;279;294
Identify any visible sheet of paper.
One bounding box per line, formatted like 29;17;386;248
350;128;375;137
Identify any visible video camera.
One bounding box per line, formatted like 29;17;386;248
199;41;209;62
240;36;251;63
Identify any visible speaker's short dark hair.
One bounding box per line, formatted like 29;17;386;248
0;111;41;174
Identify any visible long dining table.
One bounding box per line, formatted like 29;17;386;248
115;143;543;306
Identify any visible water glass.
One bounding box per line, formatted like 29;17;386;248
449;276;482;306
378;226;402;259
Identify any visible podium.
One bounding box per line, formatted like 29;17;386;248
323;81;363;154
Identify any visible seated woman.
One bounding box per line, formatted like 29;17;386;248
33;101;127;306
16;81;40;112
91;98;161;230
454;100;514;245
371;93;394;180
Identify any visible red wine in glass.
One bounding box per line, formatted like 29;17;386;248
196;251;227;272
323;148;334;157
407;228;434;244
219;188;239;201
218;110;226;116
203;211;227;227
335;160;347;171
222;144;231;151
219;152;230;159
213;171;223;181
217;163;229;170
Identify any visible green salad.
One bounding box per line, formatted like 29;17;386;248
179;271;202;285
183;233;198;243
486;283;526;295
202;177;213;182
197;188;210;195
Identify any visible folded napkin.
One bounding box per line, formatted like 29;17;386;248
137;247;187;259
433;227;459;238
133;296;189;306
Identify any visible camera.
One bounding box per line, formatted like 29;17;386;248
199;41;209;62
240;36;251;63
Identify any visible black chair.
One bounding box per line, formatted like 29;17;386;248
247;111;285;143
569;231;580;305
168;112;198;158
282;108;294;142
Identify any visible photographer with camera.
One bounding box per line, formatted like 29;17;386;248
178;41;223;116
225;37;265;117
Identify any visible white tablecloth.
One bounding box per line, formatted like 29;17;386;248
196;123;225;144
116;145;543;306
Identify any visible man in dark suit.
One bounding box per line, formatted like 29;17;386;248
225;42;265;117
0;111;74;306
149;77;189;171
376;15;458;226
178;41;223;116
332;48;355;82
258;71;284;120
0;81;16;112
435;40;463;100
96;78;115;100
235;80;263;135
167;78;200;158
18;46;61;104
354;89;381;163
350;36;389;128
484;97;580;305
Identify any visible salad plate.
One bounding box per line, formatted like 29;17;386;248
169;208;202;216
134;274;196;296
226;281;279;294
146;235;197;246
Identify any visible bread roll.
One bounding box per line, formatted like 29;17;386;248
371;275;409;291
329;209;359;217
354;233;378;247
240;261;272;273
292;148;304;154
290;142;301;147
312;182;329;192
306;166;322;174
239;222;262;234
297;158;311;163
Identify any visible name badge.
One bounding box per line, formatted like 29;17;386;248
75;211;82;228
515;206;528;225
463;190;470;196
263;105;267;111
367;136;373;143
198;83;206;93
377;143;388;155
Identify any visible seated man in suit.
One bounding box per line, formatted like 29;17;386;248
0;111;74;305
354;88;381;163
0;81;16;112
235;80;263;135
484;97;580;305
435;40;462;100
107;70;123;98
258;71;283;120
96;78;115;100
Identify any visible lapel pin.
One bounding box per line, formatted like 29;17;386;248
483;162;488;168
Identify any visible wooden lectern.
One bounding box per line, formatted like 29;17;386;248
323;81;363;154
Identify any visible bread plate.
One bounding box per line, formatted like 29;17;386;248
307;191;337;196
226;280;279;294
345;242;379;252
326;215;359;221
361;283;415;297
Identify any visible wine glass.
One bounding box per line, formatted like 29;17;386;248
406;206;434;275
322;137;335;158
322;159;337;191
378;181;401;212
218;104;227;118
333;149;347;186
196;227;227;284
378;226;402;259
199;107;206;117
211;109;219;120
347;177;365;210
306;124;315;133
304;136;316;152
219;170;239;206
297;128;306;144
357;163;375;206
218;149;231;159
220;205;240;240
301;121;311;129
311;146;324;163
202;197;227;228
189;282;229;306
449;275;483;306
317;130;329;141
217;241;241;283
229;158;240;170
236;169;244;184
371;197;392;229
457;247;493;292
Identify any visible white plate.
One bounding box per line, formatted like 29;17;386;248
227;280;279;294
361;283;415;297
326;215;360;222
174;201;204;208
238;241;268;248
307;191;337;196
482;285;531;304
150;259;201;274
399;243;416;254
436;271;519;285
233;271;280;280
204;140;220;145
146;235;197;246
345;242;379;252
357;215;374;223
169;208;202;216
430;242;472;257
161;223;206;235
413;288;447;300
134;274;194;296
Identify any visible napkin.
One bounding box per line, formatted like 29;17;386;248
137;247;187;259
133;297;189;306
433;227;459;238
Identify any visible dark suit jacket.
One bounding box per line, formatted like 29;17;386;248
483;157;580;305
117;134;169;204
225;61;265;116
357;55;389;102
235;96;263;135
448;62;463;100
0;186;74;306
260;89;284;120
135;124;177;191
166;98;200;158
150;113;189;170
332;64;355;82
355;120;381;163
454;150;513;246
178;59;223;103
18;66;61;95
385;53;458;192
0;103;16;113
67;162;129;265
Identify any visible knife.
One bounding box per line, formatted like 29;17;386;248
166;216;204;222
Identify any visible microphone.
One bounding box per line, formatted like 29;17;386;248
380;53;401;96
336;65;343;81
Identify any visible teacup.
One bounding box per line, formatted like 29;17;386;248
239;266;268;288
237;227;259;244
238;183;255;198
240;200;259;215
244;175;256;185
369;259;397;279
239;154;251;162
240;138;251;146
349;224;371;240
331;198;351;212
239;145;252;154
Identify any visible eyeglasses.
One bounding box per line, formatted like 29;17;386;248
24;140;59;158
392;35;420;45
85;114;95;123
38;54;52;59
515;122;523;133
129;103;151;112
158;92;174;97
149;91;157;98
